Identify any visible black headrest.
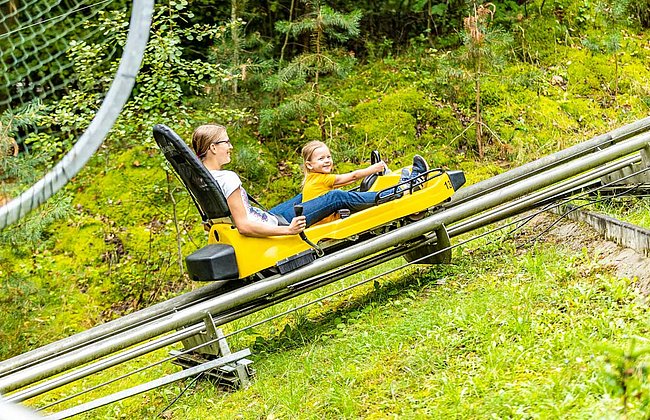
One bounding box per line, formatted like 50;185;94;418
153;124;231;221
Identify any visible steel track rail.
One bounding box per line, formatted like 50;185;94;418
9;246;418;404
448;116;650;205
448;154;644;237
36;241;461;413
2;130;648;396
0;281;227;378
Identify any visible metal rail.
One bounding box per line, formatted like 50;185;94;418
0;281;227;378
448;116;650;205
448;154;643;237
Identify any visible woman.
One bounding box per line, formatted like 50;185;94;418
192;124;306;237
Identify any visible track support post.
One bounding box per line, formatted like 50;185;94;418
403;224;452;264
171;313;254;389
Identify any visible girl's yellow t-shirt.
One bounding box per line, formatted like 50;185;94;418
303;172;338;224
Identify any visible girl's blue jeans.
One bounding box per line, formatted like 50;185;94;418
270;190;377;227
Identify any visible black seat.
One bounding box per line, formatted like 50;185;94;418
152;124;231;224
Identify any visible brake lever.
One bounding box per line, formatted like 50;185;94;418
294;204;324;257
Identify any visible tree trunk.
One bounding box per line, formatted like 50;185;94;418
315;8;326;142
279;0;296;65
475;53;483;158
166;171;185;277
231;0;241;95
614;52;619;99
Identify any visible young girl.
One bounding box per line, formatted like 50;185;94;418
301;141;429;224
302;141;387;199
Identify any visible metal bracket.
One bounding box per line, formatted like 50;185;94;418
601;143;650;187
403;224;452;265
171;313;254;389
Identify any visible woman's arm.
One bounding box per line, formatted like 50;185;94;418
333;161;386;188
227;188;305;237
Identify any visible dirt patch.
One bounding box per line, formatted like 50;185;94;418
519;212;650;296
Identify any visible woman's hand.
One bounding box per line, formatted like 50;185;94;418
288;215;307;235
228;187;305;237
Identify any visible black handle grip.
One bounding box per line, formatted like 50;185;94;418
293;204;324;256
294;204;304;217
293;204;318;243
294;205;305;235
293;204;309;240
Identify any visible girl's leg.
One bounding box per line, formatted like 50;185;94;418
299;190;376;226
269;193;302;222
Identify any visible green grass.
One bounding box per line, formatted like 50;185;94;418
588;196;650;230
31;228;649;419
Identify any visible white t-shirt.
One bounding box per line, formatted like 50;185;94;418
209;169;279;226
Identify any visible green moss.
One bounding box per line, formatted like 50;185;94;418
55;219;106;265
460;159;507;185
565;51;611;99
352;108;416;161
480;80;511;107
619;61;650;96
341;88;462;165
74;147;170;225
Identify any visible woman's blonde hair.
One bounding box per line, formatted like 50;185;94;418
191;124;228;160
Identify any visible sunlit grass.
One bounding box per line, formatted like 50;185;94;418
588;196;650;230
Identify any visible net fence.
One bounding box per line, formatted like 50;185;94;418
0;0;153;229
1;0;119;112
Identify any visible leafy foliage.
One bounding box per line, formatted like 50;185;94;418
602;340;650;416
261;2;361;141
0;100;71;256
0;100;41;153
626;0;650;28
22;0;233;155
0;195;72;255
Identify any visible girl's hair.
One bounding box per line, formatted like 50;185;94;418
300;140;328;187
192;124;228;160
301;140;328;173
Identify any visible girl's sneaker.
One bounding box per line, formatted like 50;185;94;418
410;155;429;191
